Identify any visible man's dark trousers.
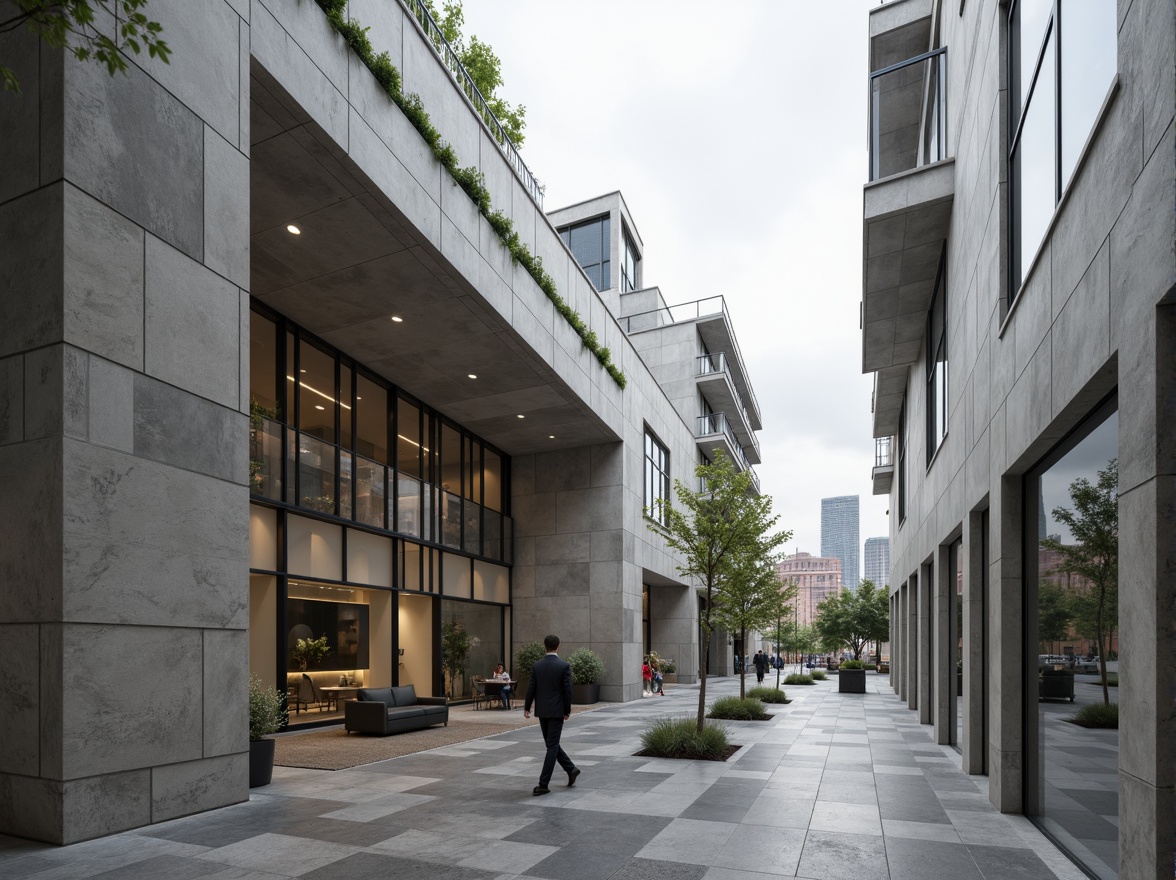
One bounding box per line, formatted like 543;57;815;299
537;716;574;787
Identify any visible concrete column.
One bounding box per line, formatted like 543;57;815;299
907;575;918;710
650;582;698;685
890;592;899;691
1116;304;1176;880
989;474;1024;813
0;0;251;844
917;562;932;724
962;509;986;775
933;543;952;744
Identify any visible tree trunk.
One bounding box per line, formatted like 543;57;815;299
739;627;747;698
697;637;709;733
1097;593;1109;705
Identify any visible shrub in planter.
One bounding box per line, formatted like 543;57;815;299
709;696;767;720
640;715;730;760
567;647;605;704
746;687;789;704
784;673;815;686
514;640;546;693
810;670;827;681
840;659;864;669
1070;702;1118;729
248;674;286;788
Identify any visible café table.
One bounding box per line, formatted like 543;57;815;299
319;685;360;711
481;679;516;708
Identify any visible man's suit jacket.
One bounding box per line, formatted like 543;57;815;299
525;653;572;718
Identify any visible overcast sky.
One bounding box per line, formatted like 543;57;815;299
460;0;889;571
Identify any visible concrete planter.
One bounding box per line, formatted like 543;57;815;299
838;669;867;694
661;673;678;684
1039;671;1075;702
572;683;600;704
249;739;275;788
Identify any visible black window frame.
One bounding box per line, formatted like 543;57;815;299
898;398;908;526
643;427;671;526
558;214;611;292
926;245;948;464
621;225;640;293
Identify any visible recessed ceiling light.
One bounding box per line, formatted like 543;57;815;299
549;435;555;439
286;224;301;235
516;414;525;419
314;404;325;411
390;316;403;323
467;373;477;379
299;369;306;374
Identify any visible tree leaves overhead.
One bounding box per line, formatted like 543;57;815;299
813;579;889;660
1;0;170;93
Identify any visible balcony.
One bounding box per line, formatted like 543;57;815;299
872;436;894;496
696;353;761;463
622;296;763;430
697;463;761;497
695;412;756;476
862;7;954;383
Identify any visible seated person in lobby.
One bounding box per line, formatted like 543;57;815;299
492;662;512;708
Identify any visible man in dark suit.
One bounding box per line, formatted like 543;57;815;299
523;634;580;796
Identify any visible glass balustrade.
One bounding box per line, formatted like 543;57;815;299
869;48;947;181
249;417;283;500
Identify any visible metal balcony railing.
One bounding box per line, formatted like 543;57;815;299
622;295;726;333
399;0;544;208
697;352;755;433
869;47;947;182
875;436;894;469
696;413;751;471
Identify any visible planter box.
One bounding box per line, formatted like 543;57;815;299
249;739;275;788
1039;672;1074;702
661;673;678;684
838;668;867;694
572;683;600;705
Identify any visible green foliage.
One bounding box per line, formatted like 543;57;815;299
441;619;478;697
566;648;605;685
716;553;795;698
2;0;170;93
810;669;827;681
784;673;815;686
1070;701;1119;729
647;450;791;731
709;696;767;720
292;634;330;671
425;0;526;145
310;0;625;389
1041;459;1118;705
1105;673;1119;687
813;579;890;660
641;715;730;760
746;686;788;704
840;659;864;669
514;640;546;691
248;674;286;741
1037;581;1074;646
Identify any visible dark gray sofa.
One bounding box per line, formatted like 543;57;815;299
344;685;448;735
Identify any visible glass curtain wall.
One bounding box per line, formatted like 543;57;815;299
949;538;963;748
1025;403;1118;879
440;599;506;702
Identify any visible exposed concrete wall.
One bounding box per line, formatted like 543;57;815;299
0;0;250;844
875;0;1175;874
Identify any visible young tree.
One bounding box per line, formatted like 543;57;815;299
813;579;889;661
1;0;169;93
715;557;795;698
777;622;817;673
647;450;791;731
1036;580;1073;652
426;0;527;145
1041;459;1118;704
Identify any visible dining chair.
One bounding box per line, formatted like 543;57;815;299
471;676;489;710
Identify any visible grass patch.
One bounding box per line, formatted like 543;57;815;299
784;673;815;686
708;696;770;721
1069;702;1118;728
638;716;735;760
810;670;827;681
1105;673;1119;687
746;687;790;704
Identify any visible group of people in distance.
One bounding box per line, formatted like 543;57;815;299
641;655;665;696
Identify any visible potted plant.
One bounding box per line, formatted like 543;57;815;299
248;674;286;788
514;640;546;697
567;647;605;704
838;658;867;694
292;634;330;672
441;619;479;699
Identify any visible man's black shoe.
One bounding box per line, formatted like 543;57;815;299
532;785;550;796
567;768;581;787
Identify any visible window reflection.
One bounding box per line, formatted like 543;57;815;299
559;215;611;292
1061;1;1117;186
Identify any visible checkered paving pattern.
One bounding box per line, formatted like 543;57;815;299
0;676;1091;879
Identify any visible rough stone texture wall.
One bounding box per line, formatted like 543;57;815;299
0;0;250;844
879;0;1174;874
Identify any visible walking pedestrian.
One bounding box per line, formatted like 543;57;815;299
523;634;580;796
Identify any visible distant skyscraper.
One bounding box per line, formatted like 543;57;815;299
821;495;860;592
864;537;890;588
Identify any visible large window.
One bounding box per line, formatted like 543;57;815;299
644;429;670;525
559;215;610;292
1025;400;1118;879
621;226;640;293
926;247;948;463
1009;0;1117;292
897;398;908;525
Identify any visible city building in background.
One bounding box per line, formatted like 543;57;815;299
820;494;860;592
777;553;842;628
860;0;1173;877
864;536;890;588
0;0;766;844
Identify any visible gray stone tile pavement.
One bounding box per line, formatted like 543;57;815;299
0;675;1091;879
